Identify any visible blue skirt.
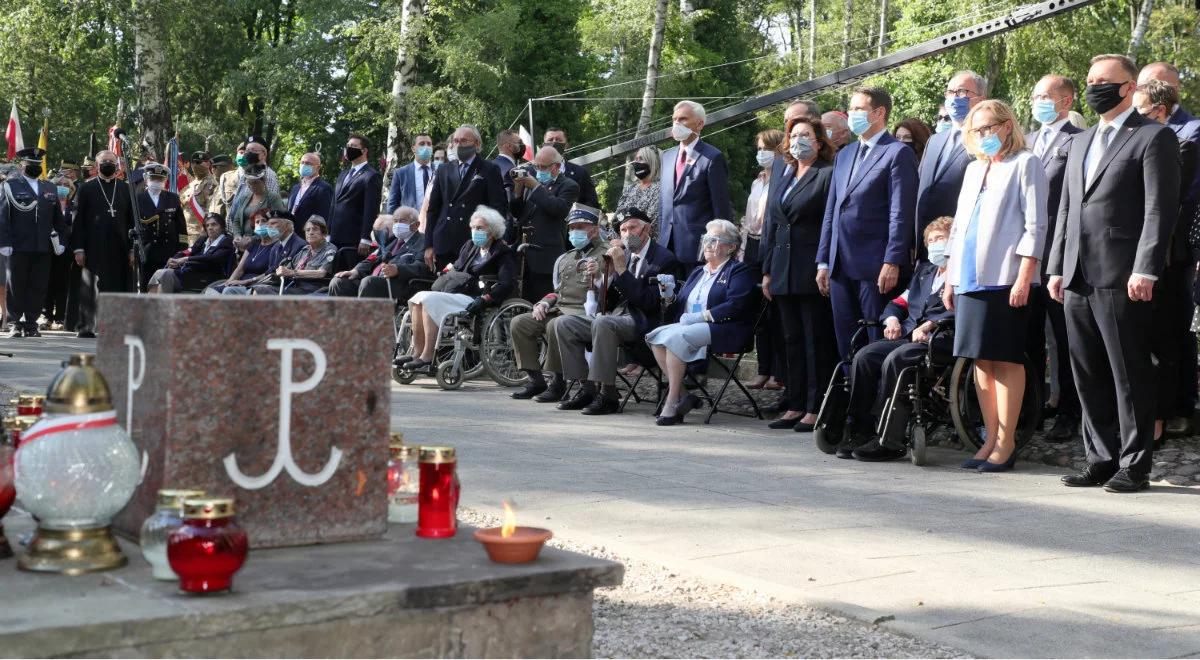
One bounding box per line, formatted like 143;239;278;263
645;322;712;362
953;289;1028;364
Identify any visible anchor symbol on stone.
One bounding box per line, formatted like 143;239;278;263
224;339;343;490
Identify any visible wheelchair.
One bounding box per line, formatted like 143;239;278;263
813;319;1041;466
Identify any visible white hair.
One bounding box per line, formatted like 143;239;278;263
674;100;706;122
393;205;419;225
705;219;740;245
457;124;482;144
952;70;988;97
472;205;507;239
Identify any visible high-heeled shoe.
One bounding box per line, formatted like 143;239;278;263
768;416;800;430
675;394;705;418
978;453;1017;473
960;457;987;469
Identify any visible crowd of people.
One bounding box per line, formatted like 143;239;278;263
1;53;1197;492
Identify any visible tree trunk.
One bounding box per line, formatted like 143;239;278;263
877;0;889;57
1127;0;1154;57
985;37;1006;100
808;0;816;77
384;0;425;174
635;0;670;139
131;0;172;159
841;0;853;67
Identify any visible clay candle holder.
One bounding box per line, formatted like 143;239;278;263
473;502;552;564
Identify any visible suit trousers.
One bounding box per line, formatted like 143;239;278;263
847;339;927;438
555;313;639;385
775;293;836;412
510;311;568;374
829;271;893;359
1064;287;1156;476
1152;259;1197;419
7;252;51;327
41;251;73;323
77;261;132;333
1025;287;1080;416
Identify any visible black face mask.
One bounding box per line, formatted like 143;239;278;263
456;145;477;162
244;151;261;166
23;164;42;178
631;162;651;180
98;162;118;177
544;142;565;155
512;141;524;158
1084;82;1128;115
343;146;363;162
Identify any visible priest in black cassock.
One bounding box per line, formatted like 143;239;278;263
134;162;187;291
71;149;135;338
0;148;67;338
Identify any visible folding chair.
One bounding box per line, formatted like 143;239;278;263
689;302;769;425
616;341;664;412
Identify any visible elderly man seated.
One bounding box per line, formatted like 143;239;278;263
552;208;683;414
845;216;955;461
509;203;610;403
328;206;428;300
212;209;306;294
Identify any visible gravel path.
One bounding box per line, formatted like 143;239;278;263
459;508;968;659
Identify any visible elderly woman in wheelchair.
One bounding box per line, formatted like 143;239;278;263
395;205;516;373
836;217;955;461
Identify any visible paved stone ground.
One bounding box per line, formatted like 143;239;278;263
10;334;1200;658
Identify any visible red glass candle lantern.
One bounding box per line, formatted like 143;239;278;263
416;446;459;538
167;498;248;594
14;394;44;416
0;426;14;559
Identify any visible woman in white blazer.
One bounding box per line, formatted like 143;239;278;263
942;99;1048;473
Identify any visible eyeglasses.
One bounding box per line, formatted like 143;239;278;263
945;88;978;98
935;115;951;123
968;122;1003;138
1030;94;1061;103
699;234;735;247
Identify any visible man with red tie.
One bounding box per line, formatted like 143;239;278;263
658;100;733;269
327;206;428;300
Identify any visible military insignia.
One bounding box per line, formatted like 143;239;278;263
141;214;160;225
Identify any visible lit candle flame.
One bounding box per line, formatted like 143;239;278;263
501;500;517;538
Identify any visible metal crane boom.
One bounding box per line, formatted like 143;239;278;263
571;0;1099;167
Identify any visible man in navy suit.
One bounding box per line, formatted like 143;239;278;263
329;134;383;264
541;128;597;208
553;208;683;415
1025;73;1084;441
287;152;334;228
915;71;986;241
658;100;734;267
423;125;508;271
0;148;67;337
386;133;434;214
817;86;918;357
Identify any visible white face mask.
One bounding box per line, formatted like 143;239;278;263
146;180;165;194
393;222;413;240
755;150;775;168
671;122;693;142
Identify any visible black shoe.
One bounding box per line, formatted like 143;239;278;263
581;397;620;415
655;413;684;426
557;390;595;411
1103;468;1150;493
793;421;816;433
768;416;800;430
511;381;548;400
394;355;417;366
1044;414;1078;442
675;393;705;419
534;382;566;403
76;330;96;339
1061;464;1117;488
853;443;908;461
8;327;24;339
24;326;41;338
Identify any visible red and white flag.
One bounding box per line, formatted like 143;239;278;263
5;99;23;160
519;125;534;161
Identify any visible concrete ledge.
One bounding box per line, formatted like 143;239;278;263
0;513;623;658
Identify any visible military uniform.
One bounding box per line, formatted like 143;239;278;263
181;159;217;241
0;148;68;336
135;163;188;291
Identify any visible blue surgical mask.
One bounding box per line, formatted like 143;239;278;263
56;186;70;198
847;110;871;136
416;146;433;162
980;133;1003;157
755;150;775;168
536;169;553;184
254;226;270;238
927;240;948;267
949;96;970;122
935;120;953;134
265;227;281;240
569;229;591;250
393;222;412;240
471;229;489;247
1032;99;1058;124
299;164;315;178
789;137;815;162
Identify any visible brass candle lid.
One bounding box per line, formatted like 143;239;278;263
182;497;236;519
43;354;113;414
157;489;206;509
418;446;456;464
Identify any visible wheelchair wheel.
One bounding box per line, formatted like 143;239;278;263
435;359;465;390
949;356;1040;454
392;311;417;385
482;299;536;387
813;366;848;455
910;424;927;466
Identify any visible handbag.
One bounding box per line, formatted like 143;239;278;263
432;270;474;294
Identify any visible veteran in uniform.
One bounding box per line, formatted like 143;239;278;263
181;151;218;241
134;163;188;291
509;203;610;402
0;148;68;337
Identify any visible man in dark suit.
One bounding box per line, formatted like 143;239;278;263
329;134;383;269
287;152;334;228
493;129;522;181
1138;61;1200;437
328;206;427;300
817;86;918;358
915;71;985;240
658;100;734;267
0;148;68;337
386;133;434;214
553;208;683;415
133;163;188;292
1048;54;1181;493
848;218;954;461
423;124;508;271
541;128;597;208
1025;73;1085;442
508;146;580;301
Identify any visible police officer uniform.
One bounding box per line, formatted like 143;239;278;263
509;204;609;401
181;151;218;241
0;148;68;337
135;163;188;291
